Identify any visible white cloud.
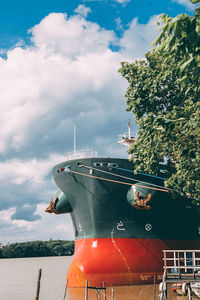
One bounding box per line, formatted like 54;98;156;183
0;154;66;186
114;0;130;5
0;13;122;155
0;204;74;244
0;13;158;156
119;16;158;59
115;17;124;31
0;11;158;243
0;207;16;224
29;13;116;58
74;4;92;17
172;0;197;10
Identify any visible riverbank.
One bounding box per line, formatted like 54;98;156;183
0;239;74;258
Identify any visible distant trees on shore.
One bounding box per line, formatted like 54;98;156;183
0;239;74;259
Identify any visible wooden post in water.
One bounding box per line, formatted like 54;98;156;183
103;282;106;300
85;280;88;300
63;282;67;300
153;274;156;300
111;288;114;300
34;268;42;300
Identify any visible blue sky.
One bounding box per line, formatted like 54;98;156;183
0;0;194;50
0;0;196;244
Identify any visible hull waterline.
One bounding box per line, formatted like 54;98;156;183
67;238;200;287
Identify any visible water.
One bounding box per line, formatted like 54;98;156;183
0;256;192;300
0;256;72;300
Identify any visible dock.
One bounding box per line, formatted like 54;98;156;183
159;250;200;299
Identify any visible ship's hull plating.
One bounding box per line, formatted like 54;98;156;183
52;158;200;287
68;238;200;287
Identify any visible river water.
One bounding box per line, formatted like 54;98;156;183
0;256;193;300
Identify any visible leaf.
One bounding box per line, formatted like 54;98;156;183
179;57;195;73
196;25;200;34
190;0;200;3
174;21;181;36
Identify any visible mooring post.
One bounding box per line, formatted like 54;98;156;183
63;280;68;300
111;288;114;300
153;274;156;300
34;268;42;300
103;282;106;300
85;280;88;300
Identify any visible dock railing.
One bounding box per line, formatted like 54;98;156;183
159;250;200;300
163;250;200;281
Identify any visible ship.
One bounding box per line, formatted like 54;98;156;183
45;122;200;288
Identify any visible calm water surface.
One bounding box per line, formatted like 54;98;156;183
0;256;192;300
0;256;72;300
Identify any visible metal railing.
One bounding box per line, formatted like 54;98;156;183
66;149;98;161
163;250;200;281
84;281;115;300
159;250;200;300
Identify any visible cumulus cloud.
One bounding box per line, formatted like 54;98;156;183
0;154;66;186
119;16;159;59
74;4;92;17
0;13;157;158
115;17;124;31
29;13;116;58
0;205;74;244
0;10;158;243
172;0;197;10
0;153;67;231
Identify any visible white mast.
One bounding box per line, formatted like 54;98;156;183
118;120;136;158
74;125;76;155
66;125;98;161
118;120;136;147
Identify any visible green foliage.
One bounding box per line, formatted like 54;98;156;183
191;0;200;4
154;6;200;88
119;3;200;201
0;240;74;259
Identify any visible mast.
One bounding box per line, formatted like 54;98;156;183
118;120;136;158
74;125;76;155
118;120;136;147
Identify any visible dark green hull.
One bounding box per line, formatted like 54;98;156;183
52;157;200;240
51;157;200;287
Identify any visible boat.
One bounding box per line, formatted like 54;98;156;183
45;123;200;288
171;282;200;298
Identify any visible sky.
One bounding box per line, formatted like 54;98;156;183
0;0;196;245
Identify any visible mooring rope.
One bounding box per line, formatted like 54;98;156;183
80;164;171;192
69;169;168;193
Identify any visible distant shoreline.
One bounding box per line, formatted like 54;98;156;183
0;239;75;259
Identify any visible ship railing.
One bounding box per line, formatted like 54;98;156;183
163;250;200;281
159;250;200;299
118;133;136;148
66;149;98;161
118;132;135;140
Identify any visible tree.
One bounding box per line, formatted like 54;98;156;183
119;0;200;201
0;240;74;258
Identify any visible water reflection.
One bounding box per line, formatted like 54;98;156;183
67;284;186;300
